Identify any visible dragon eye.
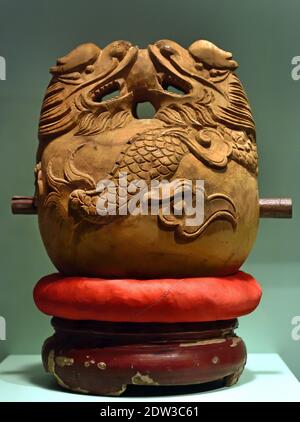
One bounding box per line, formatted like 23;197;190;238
158;43;176;58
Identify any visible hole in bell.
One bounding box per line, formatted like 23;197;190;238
163;84;186;95
100;89;120;102
92;82;120;103
134;102;156;119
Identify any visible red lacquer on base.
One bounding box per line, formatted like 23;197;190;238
42;318;246;396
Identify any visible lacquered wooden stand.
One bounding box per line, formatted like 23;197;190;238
42;318;246;396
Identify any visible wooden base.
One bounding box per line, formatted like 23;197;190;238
42;318;246;396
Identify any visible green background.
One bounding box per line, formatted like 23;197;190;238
1;0;300;380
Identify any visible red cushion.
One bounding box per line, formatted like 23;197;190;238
33;271;262;323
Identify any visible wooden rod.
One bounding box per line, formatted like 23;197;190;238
259;198;292;218
11;196;293;218
11;196;36;214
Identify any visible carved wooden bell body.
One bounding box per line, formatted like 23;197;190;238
35;39;259;277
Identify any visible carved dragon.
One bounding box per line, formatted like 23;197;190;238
36;39;257;241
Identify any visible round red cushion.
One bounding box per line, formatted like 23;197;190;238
33;271;261;323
